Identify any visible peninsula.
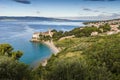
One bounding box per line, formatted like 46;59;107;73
30;29;59;54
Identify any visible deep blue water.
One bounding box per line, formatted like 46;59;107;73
0;21;84;65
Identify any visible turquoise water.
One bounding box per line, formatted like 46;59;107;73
0;21;84;65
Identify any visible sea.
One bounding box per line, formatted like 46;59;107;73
0;20;84;65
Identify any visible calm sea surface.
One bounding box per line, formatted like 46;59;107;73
0;21;84;65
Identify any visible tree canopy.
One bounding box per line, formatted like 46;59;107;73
0;43;23;60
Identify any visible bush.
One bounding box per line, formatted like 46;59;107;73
44;58;87;80
70;27;100;37
84;35;120;79
0;43;23;60
99;23;111;32
0;56;32;80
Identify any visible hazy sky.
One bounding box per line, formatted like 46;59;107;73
0;0;120;19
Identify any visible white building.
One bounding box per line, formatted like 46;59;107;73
31;29;54;42
31;32;40;41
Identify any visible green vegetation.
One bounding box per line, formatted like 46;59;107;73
99;23;111;32
70;26;100;37
38;24;111;42
0;24;120;80
83;35;120;80
34;33;120;80
51;26;100;41
39;34;51;41
52;30;64;41
0;44;32;80
0;56;32;80
51;24;111;41
0;43;23;60
118;25;120;29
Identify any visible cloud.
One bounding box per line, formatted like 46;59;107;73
83;8;92;11
66;12;120;20
94;10;99;12
36;11;40;14
13;0;31;4
83;8;99;12
88;13;120;20
102;13;120;18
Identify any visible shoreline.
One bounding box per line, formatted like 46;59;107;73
30;40;60;68
42;40;60;55
30;40;60;54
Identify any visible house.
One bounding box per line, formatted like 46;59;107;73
31;32;41;42
91;32;98;36
110;25;119;31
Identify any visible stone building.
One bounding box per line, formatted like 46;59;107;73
31;29;53;42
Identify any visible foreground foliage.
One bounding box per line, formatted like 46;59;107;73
0;44;32;80
0;56;32;80
0;43;23;60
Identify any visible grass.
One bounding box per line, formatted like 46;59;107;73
53;33;120;61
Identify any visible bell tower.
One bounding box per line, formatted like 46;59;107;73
48;28;52;37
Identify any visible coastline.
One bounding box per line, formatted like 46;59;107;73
30;40;59;54
30;40;60;68
42;40;59;55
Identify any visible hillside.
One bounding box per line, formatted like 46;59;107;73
84;18;120;25
32;22;120;80
0;33;120;80
37;33;120;80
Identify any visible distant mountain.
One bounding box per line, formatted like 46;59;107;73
0;16;69;22
0;16;89;22
1;16;119;22
0;16;76;22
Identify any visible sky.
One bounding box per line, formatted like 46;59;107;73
0;0;120;20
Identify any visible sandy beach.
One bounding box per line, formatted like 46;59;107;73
43;40;59;55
